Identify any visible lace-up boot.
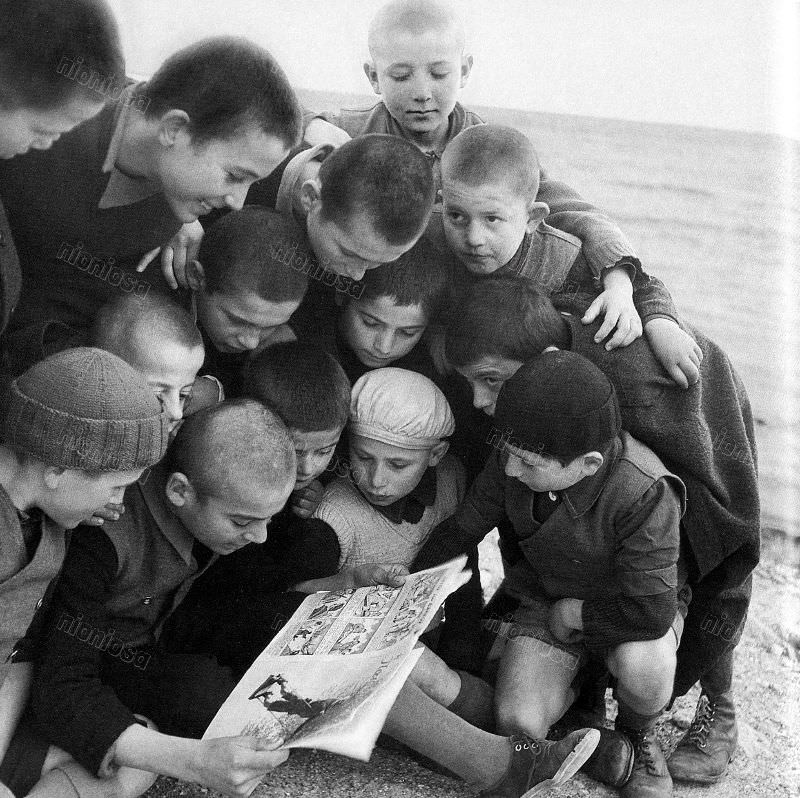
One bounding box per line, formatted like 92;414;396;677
479;729;600;797
668;691;737;783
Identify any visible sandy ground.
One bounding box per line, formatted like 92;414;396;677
143;527;800;798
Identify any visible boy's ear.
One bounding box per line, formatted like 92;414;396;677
299;179;322;216
459;54;474;88
363;61;381;94
580;452;604;478
157;109;192;147
525;200;550;233
165;471;196;509
185;260;206;293
428;440;450;468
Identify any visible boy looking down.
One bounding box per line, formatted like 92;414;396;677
0;36;301;374
0;0;124;337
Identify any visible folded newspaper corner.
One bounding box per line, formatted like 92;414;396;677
203;556;471;761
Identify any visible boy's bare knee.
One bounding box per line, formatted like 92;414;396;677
495;697;558;739
609;636;676;686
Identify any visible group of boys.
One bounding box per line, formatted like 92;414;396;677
0;1;759;798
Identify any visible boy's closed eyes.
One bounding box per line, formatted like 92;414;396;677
339;294;428;367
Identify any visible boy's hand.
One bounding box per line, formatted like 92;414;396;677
136;221;205;290
549;598;584;645
644;318;703;389
582;268;643;349
192;736;289;798
83;502;125;527
350;564;409;589
291;480;325;519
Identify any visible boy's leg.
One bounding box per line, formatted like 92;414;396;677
384;679;599;797
27;740;157;798
667;648;738;784
409;645;495;729
495;636;577;738
610;626;679;798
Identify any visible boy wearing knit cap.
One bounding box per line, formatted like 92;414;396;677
0;347;169;798
417;350;689;797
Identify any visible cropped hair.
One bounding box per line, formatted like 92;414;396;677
442;124;541;200
318;135;434;246
141;36;301;147
244;341;350;433
91;292;203;363
445;275;569;367
199;207;309;303
368;0;465;57
166;398;295;501
349;237;454;322
0;0;124;110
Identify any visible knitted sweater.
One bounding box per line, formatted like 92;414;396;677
313;454;465;569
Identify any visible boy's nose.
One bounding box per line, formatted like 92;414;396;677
223;184;249;211
369;464;389;490
237;330;261;350
245;523;269;545
374;330;393;355
465;221;486;247
472;385;496;414
410;75;433;103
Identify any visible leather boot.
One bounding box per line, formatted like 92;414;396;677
667;691;737;783
618;722;673;798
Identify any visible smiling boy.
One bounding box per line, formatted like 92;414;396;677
0;36;301;373
91;292;206;435
28;400;297;797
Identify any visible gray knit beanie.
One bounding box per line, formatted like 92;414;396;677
494;350;621;462
2;347;169;471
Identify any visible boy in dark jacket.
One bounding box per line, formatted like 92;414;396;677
0;0;124;339
417;352;688;797
436;275;759;786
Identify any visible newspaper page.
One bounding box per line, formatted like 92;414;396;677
203;557;469;760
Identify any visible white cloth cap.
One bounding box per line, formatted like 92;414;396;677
349;368;454;450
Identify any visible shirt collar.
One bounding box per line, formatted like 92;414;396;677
138;462;197;567
498;233;533;277
370;465;438;524
384;102;469;159
558;435;623;518
99;83;162;210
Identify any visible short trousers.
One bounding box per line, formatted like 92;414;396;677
487;584;692;669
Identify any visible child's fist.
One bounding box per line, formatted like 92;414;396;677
582;288;643;350
350;563;409;588
644;318;703;389
291;480;325;518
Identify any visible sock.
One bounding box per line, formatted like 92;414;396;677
616;700;664;732
384;679;510;787
700;650;734;699
446;670;495;730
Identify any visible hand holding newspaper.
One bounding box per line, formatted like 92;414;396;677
203;556;470;761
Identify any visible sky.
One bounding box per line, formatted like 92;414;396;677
106;0;799;139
